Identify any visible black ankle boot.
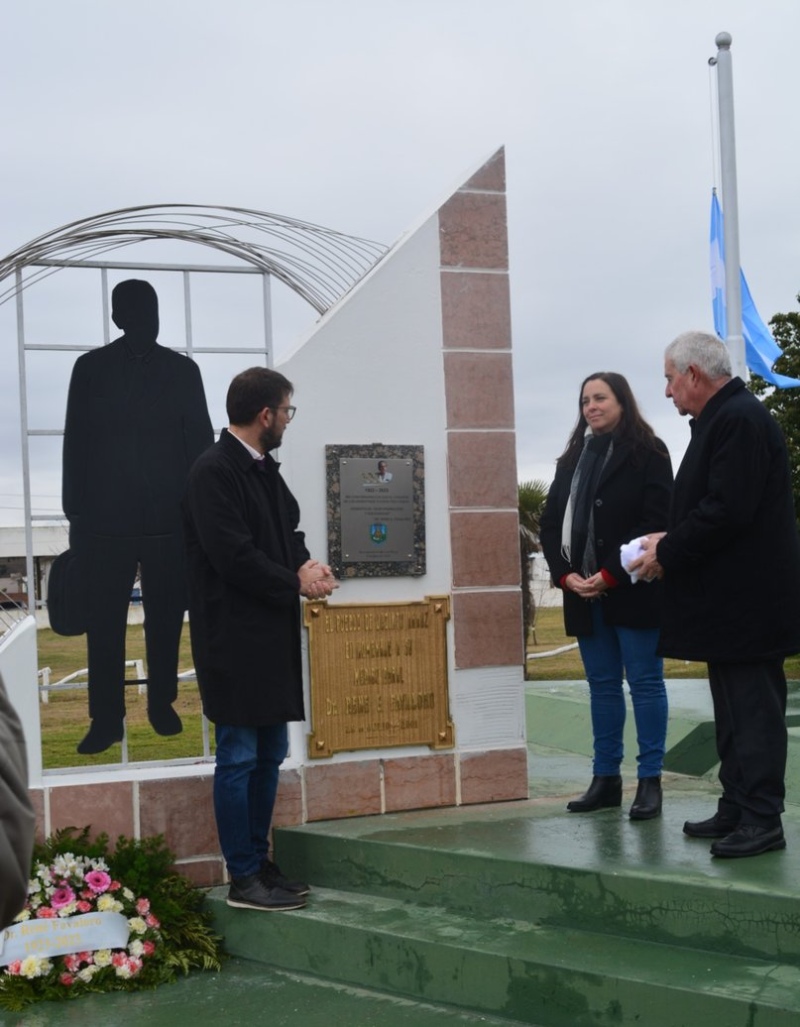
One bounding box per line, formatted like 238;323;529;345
567;775;622;813
629;776;662;820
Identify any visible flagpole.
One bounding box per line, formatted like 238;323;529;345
712;31;746;379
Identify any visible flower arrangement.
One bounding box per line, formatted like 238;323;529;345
0;828;223;1011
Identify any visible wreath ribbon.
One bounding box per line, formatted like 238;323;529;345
0;912;130;966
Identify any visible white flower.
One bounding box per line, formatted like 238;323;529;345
77;965;101;983
128;939;145;958
19;956;52;979
114;963;133;979
122;887;135;902
127;917;147;935
13;908;31;922
52;853;80;878
97;895;123;913
93;949;113;967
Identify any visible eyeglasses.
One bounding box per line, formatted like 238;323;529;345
269;405;296;421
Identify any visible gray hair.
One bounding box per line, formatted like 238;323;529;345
665;331;732;379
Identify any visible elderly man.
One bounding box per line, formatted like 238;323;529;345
183;367;336;911
633;331;800;858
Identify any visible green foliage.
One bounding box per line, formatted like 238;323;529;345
519;479;550;665
0;828;224;1011
518;479;549;541
748;296;800;527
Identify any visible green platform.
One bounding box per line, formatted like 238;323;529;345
6;679;800;1026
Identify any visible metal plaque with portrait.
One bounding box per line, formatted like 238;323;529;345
326;444;425;577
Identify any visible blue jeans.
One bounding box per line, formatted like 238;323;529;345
577;602;667;778
213;722;289;879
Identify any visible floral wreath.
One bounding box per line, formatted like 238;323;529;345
0;829;223;1011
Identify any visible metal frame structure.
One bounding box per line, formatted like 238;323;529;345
0;204;387;611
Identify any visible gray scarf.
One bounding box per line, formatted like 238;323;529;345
561;428;614;576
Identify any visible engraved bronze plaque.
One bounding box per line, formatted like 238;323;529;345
304;595;454;759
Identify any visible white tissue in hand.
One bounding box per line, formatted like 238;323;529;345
620;538;647;583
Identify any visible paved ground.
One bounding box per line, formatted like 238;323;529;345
4;678;798;1026
0;960;535;1027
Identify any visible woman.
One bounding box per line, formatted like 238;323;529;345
539;372;673;819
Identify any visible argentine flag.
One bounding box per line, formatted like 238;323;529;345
710;191;800;387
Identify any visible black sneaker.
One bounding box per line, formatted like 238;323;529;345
227;873;306;911
260;858;310;897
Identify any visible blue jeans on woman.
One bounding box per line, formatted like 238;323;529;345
577;602;667;779
213;722;289;879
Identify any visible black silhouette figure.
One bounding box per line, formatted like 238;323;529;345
59;279;214;754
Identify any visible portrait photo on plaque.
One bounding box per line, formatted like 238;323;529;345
325;444;425;577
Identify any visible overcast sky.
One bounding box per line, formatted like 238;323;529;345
2;0;799;526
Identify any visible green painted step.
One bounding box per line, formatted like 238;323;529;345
525;684;719;774
273;801;800;967
208;885;800;1027
525;680;800;782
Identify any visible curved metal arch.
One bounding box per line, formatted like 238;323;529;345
0;204;388;314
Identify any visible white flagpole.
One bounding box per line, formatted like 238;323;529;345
712;31;746;379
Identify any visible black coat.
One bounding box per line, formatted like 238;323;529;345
540;437;673;637
657;378;800;662
182;429;310;726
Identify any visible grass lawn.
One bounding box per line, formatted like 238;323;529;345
527;606;709;680
32;605;800;769
37;622;209;770
529;606;800;681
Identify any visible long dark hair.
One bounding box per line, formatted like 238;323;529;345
556;371;661;469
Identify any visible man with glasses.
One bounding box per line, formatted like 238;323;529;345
183;367;336;911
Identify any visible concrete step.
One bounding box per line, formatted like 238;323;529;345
272;799;800;967
207;884;800;1027
525;679;800;781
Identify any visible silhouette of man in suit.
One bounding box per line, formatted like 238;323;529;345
60;279;214;754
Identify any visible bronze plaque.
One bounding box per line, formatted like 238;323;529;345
304;595;454;759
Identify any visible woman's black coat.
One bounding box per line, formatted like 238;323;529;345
539;437;673;637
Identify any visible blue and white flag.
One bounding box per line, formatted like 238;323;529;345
710;191;800;388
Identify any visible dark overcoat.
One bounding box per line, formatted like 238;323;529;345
182;429;310;726
540;437;673;637
656;378;800;663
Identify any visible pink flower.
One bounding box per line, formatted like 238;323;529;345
76;951;93;964
36;906;57;918
111;952;127;967
84;870;111;894
127;956;143;975
81;889;93;900
109;880;121;892
145;914;160;929
50;885;76;909
142;940;156;957
135;897;150;915
59;972;75;986
6;961;21;975
77;900;92;913
63;954;81;973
